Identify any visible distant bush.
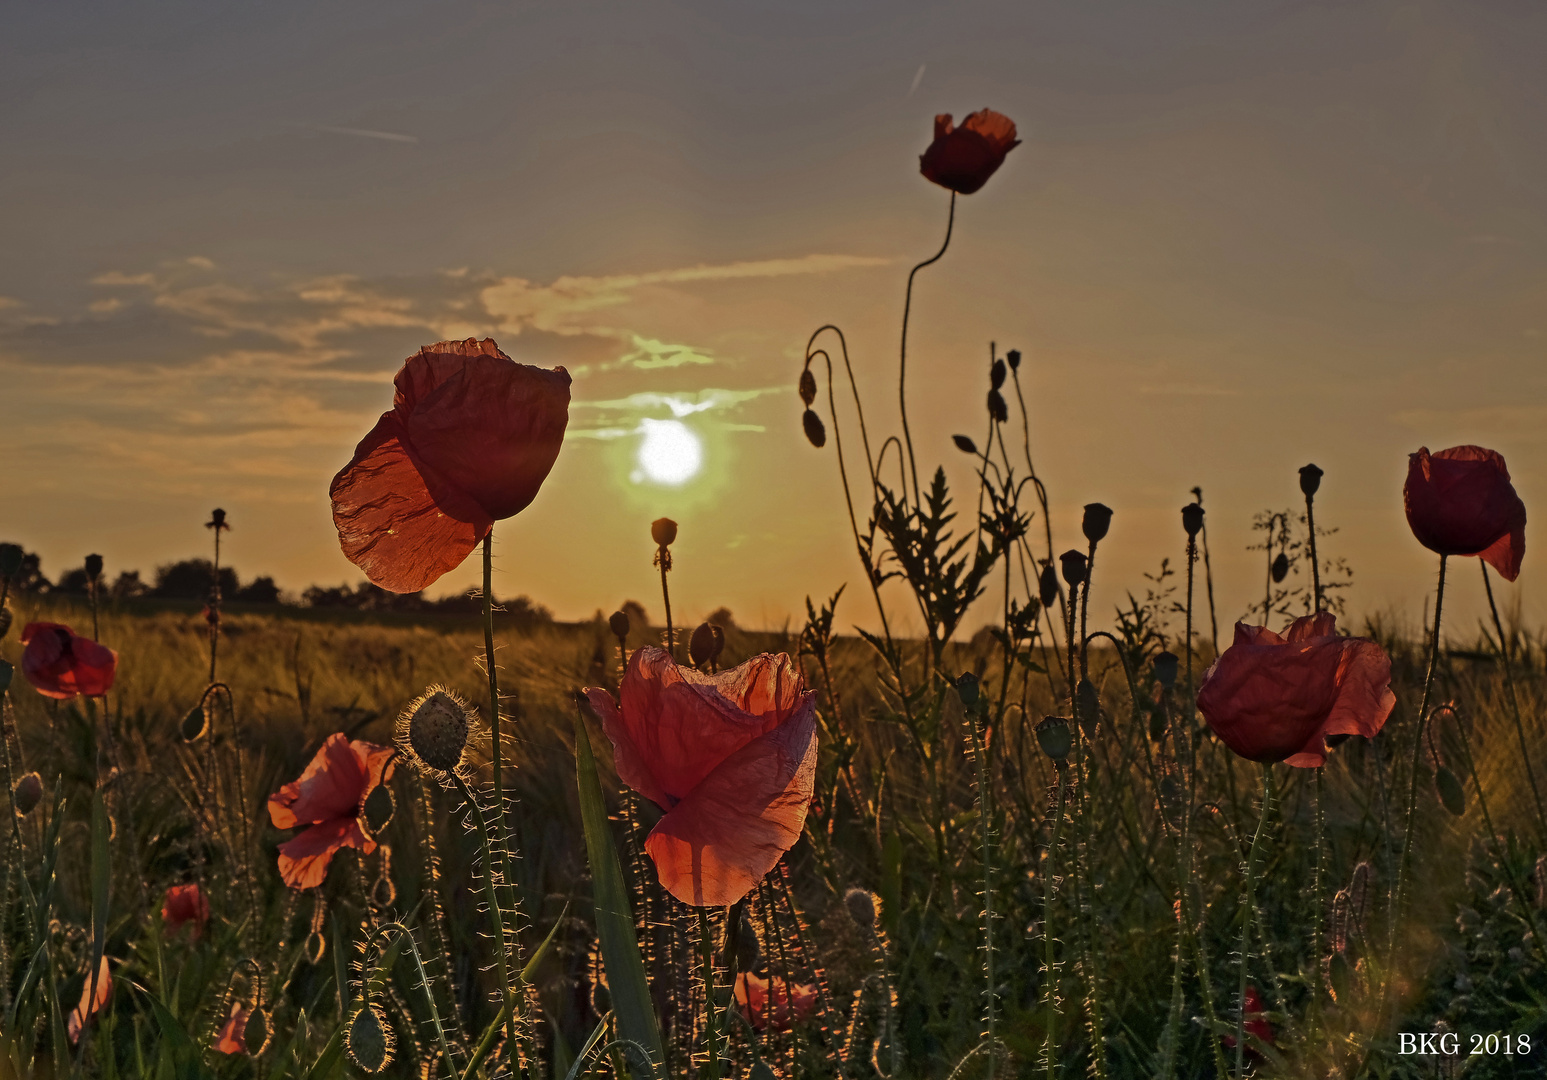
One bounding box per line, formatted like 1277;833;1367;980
153;558;238;600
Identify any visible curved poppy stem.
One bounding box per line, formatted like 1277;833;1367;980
899;192;956;512
1480;562;1547;840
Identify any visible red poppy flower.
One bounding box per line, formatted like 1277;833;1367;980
215;1000;249;1055
267;733;396;889
19;622;117;699
919;109;1020;195
734;972;818;1032
1222;985;1275;1056
162;882;210;940
584;647;819;906
1404;445;1526;581
1196;613;1395;768
330;338;571;593
67;957;112;1044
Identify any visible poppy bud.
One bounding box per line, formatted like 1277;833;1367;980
84;554;104;583
404;687;472;774
1059;550;1087;587
0;607;11;642
987;389;1008;424
689;623;719;667
305;930;327;965
1006;348;1021;371
1038;564;1060;609
243;1006;271;1057
1435;766;1466;817
990;358;1006;390
180;704;207;742
1076;678;1100;735
1036;716;1073;761
1181;504;1204;538
13;772;42;816
361;783;395;837
802;409;827;448
844;887;880;929
1081;503;1113;544
0;543;22;578
206;508;229;532
953;434;979;455
1152;651;1179;689
346;1002;393;1073
798;367;817;406
1271;552;1289;583
609;610;630;640
651;518;678;548
1299;464;1323;498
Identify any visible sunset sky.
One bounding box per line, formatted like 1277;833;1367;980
3;1;1542;641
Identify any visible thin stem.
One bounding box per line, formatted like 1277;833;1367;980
1042;767;1066;1080
482;534;504;834
899;191;956;511
1312;766;1326;1007
451;774;517;1056
1304;493;1322;613
698;908;721;1080
1238;766;1273;1078
658;551;675;660
1200;522;1218;652
209;529;221;683
1480;562;1547;839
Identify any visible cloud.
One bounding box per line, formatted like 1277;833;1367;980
303;124;418;144
613;336;715;370
1392;405;1547;443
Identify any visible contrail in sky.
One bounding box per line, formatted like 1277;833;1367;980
908;64;926;98
305;124;418;143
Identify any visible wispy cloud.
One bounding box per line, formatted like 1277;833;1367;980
303;124;419;144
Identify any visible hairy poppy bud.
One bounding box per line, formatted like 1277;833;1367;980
952;434;979;455
1435;766;1465;816
84;554;104;582
404;687;473;774
732;912;762;970
1181;503;1204;538
955;671;980;708
361;783;395;837
844;887;880;929
180;704;207;742
798;367;817;407
990;358;1006;390
1006;348;1021;371
346;1002;393;1073
244;1007;271;1057
13;772;42;816
802;409;827;448
1152;651;1179;689
1082;503;1113;544
0;543;22;579
689;623;719;667
1038;564;1060;608
1076;678;1100;736
1036;716;1073;761
1059;550;1087;587
1299;463;1323;498
609;610;630;640
1271;552;1289;583
651;518;678;548
987;389;1008;423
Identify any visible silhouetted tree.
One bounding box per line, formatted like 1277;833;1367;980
110;571;150;600
234;576;282;604
154;559;238;600
0;546;51;593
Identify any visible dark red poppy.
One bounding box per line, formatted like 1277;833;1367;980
1196;613;1394;768
19;622;117;700
919;109;1020;195
267;733;396;889
162;883;210;940
1222;985;1275;1056
67;957;111;1044
1404;445;1526;581
584;647;819;906
734;972;818;1032
215;1000;248;1055
330;338;571;593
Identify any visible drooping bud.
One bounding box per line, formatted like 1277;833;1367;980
1059;550;1087;587
732;912;762;971
1152;651;1179;689
13;772;42;816
798;367;818;406
1330;889;1352;955
346;1002;394;1073
243;1007;271;1056
689;623;719;668
608;610;630;640
0;543;22;578
844;887;880;929
1181;503;1205;538
1435;765;1465;816
1076;678;1100;736
1006;349;1021;371
85;554;104;583
802;409;827;448
990;358;1006;390
1299;463;1323;498
403;687;473;774
651;518;678;548
1271;552;1290;583
361;783;395;837
987;389;1008;424
1081;503;1113;544
952;434;979;455
180;704;207;742
1036;716;1073;761
1038;564;1060;609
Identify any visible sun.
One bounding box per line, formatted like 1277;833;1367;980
635;419;703;485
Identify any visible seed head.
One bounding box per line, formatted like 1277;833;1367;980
13;772;42;816
987;389;1008;423
651;517;678;548
1006;348;1021;371
689;622;725;668
1081;503;1113;544
1181;503;1204;538
347;1002;394;1073
802;408;827;448
952;434;979;455
844;887;880;929
1036;716;1073;761
206;508;230;532
608;610;630;640
1271;552;1290;583
798;368;818;406
85;554;104;582
1152;651;1179;689
1299;463;1324;498
400;687;475;777
1038;564;1060;609
1059;549;1087;587
990;358;1006;390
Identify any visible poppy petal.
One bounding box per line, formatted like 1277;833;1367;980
268;733;367;830
216;1001;249;1054
275;817;376;890
644;697;818;906
67;957;112;1044
584;686;674;810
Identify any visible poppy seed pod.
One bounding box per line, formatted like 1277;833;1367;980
13;772;43;816
953;434;979;455
844;887;880;929
798;367;817;407
0;543;22;579
990;358;1006;390
1271;552;1290;583
1006;348;1021;371
1152;651;1179;689
651;518;678;548
206;508;229;532
1036;716;1073;761
1059;550;1087;587
404;687;472;774
609;610;630;640
689;623;719;668
802;409;827;448
1082;503;1113;544
1038;564;1060;609
955;671;980;708
84;554;104;582
987;389;1008;423
1299;464;1323;498
1181;503;1205;538
346;1002;393;1073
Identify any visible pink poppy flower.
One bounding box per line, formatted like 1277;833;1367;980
1404;445;1526;581
919;109;1020;195
19;622;117;699
734;972;819;1032
161;883;210;940
584;647;819;906
67;957;111;1044
267;733;395;889
1197;613;1395;768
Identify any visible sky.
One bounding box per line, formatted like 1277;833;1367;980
2;0;1543;643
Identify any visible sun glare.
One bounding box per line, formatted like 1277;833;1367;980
635;419;703;485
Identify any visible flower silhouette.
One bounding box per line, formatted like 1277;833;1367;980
734;972;819;1032
1404;445;1526;581
19;622;117;699
161;883;210;940
585;647;818;906
267;733;396;889
1197;613;1394;768
919;109;1020;195
330;338;571;593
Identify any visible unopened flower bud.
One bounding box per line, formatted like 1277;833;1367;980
180;704;208;742
990;358;1006;390
361;783;395;837
206;508;229;532
844;887;880;929
1152;651;1179;689
955;671;980;708
733;914;762;970
1299;463;1323;498
689;623;719;667
1076;678;1100;735
952;434;979;455
802;408;827;448
1036;716;1073;761
1181;503;1204;538
798;368;818;406
346;1002;393;1073
1038;564;1060;609
609;610;630;640
13;772;42;816
1081;503;1113;544
987;389;1008;423
1059;550;1087;587
1271;552;1289;583
404;688;472;774
244;1006;271;1056
1006;349;1021;371
651;518;678;548
85;554;104;582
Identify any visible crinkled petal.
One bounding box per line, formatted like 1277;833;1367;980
1477;515;1526;582
19;622;117;700
1405;445;1527;576
330;411;491;593
584;686;673;810
644;697;818;906
919;109;1019;195
960;108;1021;153
275;817;375;890
268;733;367;830
216;1001;249;1054
68;957;112;1044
